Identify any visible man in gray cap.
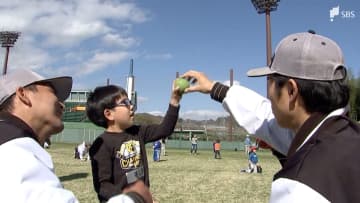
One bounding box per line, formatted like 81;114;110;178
183;31;360;202
0;69;152;203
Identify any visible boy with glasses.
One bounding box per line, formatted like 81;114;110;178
86;83;183;203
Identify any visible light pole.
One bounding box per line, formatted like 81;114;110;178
251;0;280;66
0;31;20;75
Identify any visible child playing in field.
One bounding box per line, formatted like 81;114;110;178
240;146;262;173
74;141;90;161
161;138;167;156
153;140;161;162
214;139;221;159
87;82;183;203
190;135;198;154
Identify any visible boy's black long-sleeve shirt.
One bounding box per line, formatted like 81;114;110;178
89;104;179;202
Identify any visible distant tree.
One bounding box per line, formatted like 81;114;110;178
348;69;360;121
354;79;360;121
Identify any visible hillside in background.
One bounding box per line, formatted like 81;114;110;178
134;113;247;141
63;111;249;141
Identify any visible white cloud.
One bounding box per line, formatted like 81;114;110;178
4;35;51;70
0;15;28;30
43;20;110;46
146;109;229;120
102;33;139;48
180;110;229;120
73;0;149;23
0;0;149;76
147;111;164;116
137;96;149;103
80;51;130;75
144;53;173;60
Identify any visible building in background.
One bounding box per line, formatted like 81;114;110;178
63;90;90;122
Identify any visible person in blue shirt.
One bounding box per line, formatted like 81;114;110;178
153;140;161;162
241;147;261;173
244;134;251;156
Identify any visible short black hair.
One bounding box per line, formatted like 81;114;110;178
271;74;349;114
86;85;128;128
0;95;15;112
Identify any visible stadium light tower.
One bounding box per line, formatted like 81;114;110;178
0;31;20;75
126;59;137;112
251;0;280;66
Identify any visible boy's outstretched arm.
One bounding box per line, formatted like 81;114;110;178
141;78;185;142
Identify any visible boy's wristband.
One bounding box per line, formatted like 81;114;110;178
126;166;144;184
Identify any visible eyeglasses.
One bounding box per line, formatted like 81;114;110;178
114;98;132;108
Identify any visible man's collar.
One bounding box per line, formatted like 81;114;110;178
0;112;39;144
287;108;348;157
287;113;325;157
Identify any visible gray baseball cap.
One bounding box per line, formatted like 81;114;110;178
0;69;72;105
247;32;347;81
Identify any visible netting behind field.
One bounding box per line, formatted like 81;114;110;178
51;122;103;143
51;122;246;150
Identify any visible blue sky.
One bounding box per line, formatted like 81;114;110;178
0;0;359;120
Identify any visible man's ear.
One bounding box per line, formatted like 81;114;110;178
15;87;32;106
287;79;299;102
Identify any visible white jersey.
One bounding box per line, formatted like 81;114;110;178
0;137;78;203
222;85;294;155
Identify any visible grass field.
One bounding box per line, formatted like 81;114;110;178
49;143;281;203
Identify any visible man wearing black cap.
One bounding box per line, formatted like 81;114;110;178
0;69;152;203
183;31;360;202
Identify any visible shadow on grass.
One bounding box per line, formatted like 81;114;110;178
158;159;168;162
59;172;89;182
152;159;168;162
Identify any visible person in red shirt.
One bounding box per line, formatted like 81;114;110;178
214;139;221;159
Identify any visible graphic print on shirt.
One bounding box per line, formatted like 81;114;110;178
116;140;141;169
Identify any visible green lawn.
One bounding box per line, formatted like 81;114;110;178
49;143;281;203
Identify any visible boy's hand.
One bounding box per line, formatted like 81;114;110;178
170;79;183;107
122;180;153;203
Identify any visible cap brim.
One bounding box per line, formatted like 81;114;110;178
42;77;72;102
247;66;276;77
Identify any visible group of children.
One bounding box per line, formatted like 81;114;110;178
212;137;262;173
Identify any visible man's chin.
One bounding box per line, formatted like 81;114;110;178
52;123;64;134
